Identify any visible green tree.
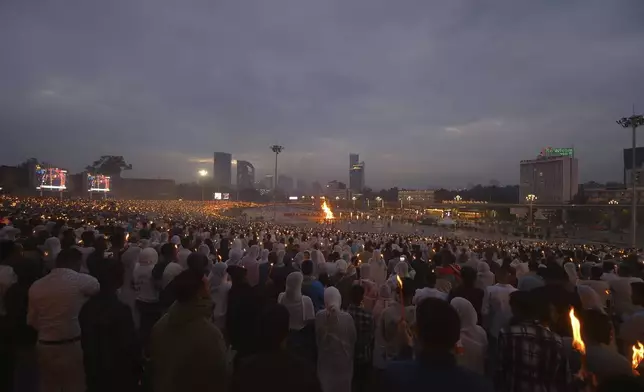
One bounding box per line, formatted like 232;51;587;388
86;156;132;177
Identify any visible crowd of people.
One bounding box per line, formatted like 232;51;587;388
1;196;644;392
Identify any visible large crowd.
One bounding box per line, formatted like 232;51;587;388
1;196;644;392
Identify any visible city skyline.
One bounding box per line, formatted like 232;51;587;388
1;1;643;188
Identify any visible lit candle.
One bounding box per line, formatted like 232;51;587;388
396;275;405;320
632;341;644;376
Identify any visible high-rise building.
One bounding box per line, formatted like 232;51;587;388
264;175;274;190
213;152;232;187
520;148;578;203
278;175;294;193
349;153;365;193
236;160;255;190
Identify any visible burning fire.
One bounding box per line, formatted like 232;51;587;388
632;341;644;375
321;201;334;220
569;307;586;355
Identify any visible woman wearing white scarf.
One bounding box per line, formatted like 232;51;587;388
315;287;356;392
476;261;495;289
368;249;387;287
208;262;231;331
241;245;261;287
451;297;488;375
259;249;270;264
43;237;62;272
564;262;579;285
358;264;377;311
119;245;142;325
278;272;315;330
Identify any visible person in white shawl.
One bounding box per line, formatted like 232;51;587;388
315;287;356;392
226;248;243;266
278;272;315;330
368;249;387;287
197;244;214;273
259;249;270;264
451;297;487;375
119;244;141;325
208;262;231;332
476;261;495;289
358;264;378;311
42;237;62;272
241;245;261;287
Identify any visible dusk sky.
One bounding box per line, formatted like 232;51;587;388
1;0;644;189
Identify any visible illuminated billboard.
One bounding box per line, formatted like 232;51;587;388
214;192;222;200
223;193;230;200
288;196;299;201
87;174;111;192
539;147;574;158
35;165;67;190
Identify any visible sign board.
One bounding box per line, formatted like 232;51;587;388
213;192;222;200
539;147;574;158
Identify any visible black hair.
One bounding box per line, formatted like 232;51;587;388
460;266;476;286
416;298;460;352
582;309;612;345
590;266;603;280
187;252;209;277
350;284;365;305
172;270;205;303
160;243;176;259
181;236;191;249
301;259;314;276
94;258;125;292
256;304;290;351
55;248;83;270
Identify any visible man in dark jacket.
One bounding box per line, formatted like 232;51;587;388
226;265;264;363
79;259;141;392
385;298;493;392
232;304;322;392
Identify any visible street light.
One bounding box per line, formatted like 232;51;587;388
407;196;412;208
617;113;644;247
609;199;619;205
375;196;383;209
335;196;340;208
454;195;462;202
198;169;208;201
270;145;284;220
526;194;537;228
352;196;357;209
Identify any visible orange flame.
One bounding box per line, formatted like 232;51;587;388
569;307;586;354
396;275;403;288
321;201;334;220
632;341;644;375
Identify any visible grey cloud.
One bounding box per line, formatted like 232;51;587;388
1;0;643;188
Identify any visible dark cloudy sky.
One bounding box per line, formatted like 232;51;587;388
1;0;643;189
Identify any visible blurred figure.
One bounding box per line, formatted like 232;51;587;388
232;304;322;392
28;248;100;392
450;297;487;375
315;287;356;392
150;270;226;392
448;266;484;324
385;298;493;392
347;284;374;392
79;259;141;392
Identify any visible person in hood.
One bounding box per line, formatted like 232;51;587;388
177;237;192;270
315;287;356;392
241;245;261;287
208;262;231;333
450;297;487;375
226;248;243;266
133;247;160;350
226;265;264;363
368;250;387;288
150;269;227;392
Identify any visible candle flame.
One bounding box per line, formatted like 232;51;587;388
126;233;130;241
321;201;334;220
396;275;403;288
632;341;644;375
569;307;585;354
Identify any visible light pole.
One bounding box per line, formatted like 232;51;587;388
352;196;357;209
454;195;462;202
407;196;412;209
609;199;619;205
376;196;383;209
335;196;340;208
270;145;284;221
366;198;370;209
198;169;208;201
617;113;644;247
526;194;537;229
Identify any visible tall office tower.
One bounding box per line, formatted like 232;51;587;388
519;148;578;204
213;152;232;187
349;153;365;193
236;160;255;190
264;174;274;190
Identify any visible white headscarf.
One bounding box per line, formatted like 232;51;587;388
259;249;270;264
43;237;62;269
577;284;606;314
451;297;487;374
285;271;303;302
226;248;243;266
369;249;387;287
564;262;578;285
276;250;286;266
476;261;495;288
209;262;229;288
139;248;159;265
324;287;342;316
336;259;348;274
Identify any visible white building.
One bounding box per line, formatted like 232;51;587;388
519;154;579;204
